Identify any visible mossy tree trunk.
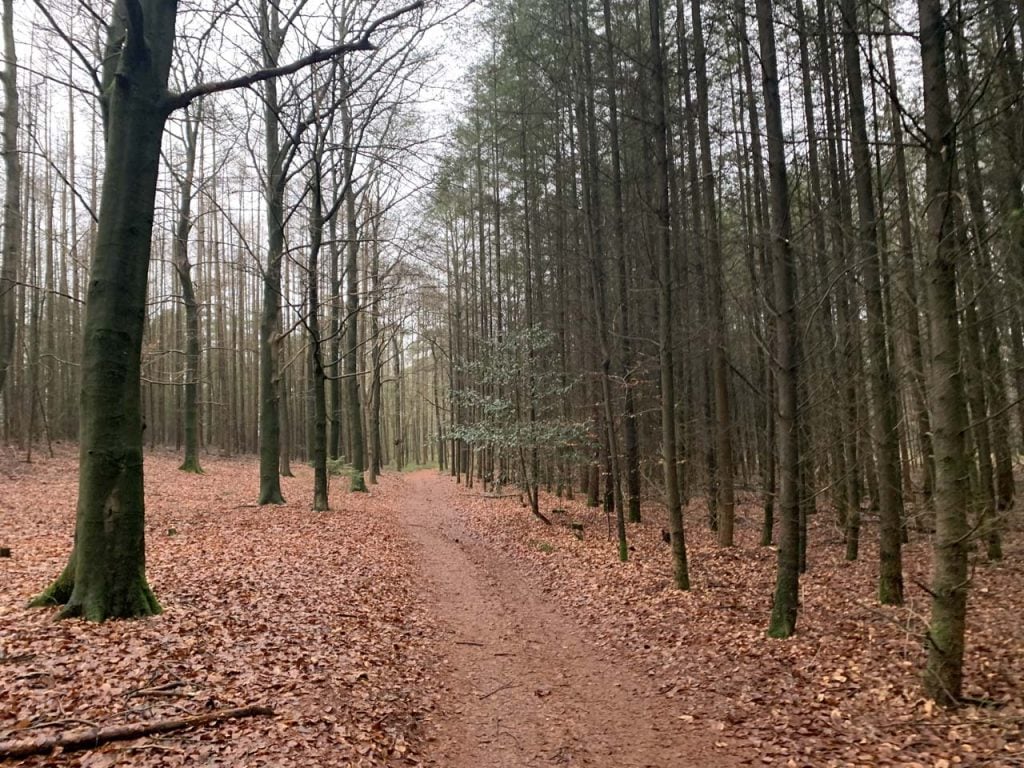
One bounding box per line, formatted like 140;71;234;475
32;0;180;620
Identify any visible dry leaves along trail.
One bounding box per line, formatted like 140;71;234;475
401;470;746;768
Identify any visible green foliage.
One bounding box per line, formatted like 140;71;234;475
448;327;593;460
327;458;352;476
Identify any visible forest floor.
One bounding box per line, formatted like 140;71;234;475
0;448;1021;767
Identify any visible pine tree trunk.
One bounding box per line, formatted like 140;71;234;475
690;0;735;546
840;0;904;604
756;0;801;638
0;0;21;402
650;0;689;589
918;0;970;705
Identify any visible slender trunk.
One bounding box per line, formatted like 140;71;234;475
841;0;904;604
342;91;366;492
650;0;689;589
171;111;202;474
884;7;934;509
601;0;641;524
756;0;801;638
369;217;382;482
258;0;285;505
0;0;21;401
690;0;735;546
308;168;329;511
918;0;970;706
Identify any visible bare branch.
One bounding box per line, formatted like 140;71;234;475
163;0;424;112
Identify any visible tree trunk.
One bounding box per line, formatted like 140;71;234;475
601;0;641;525
31;0;180;619
918;0;970;706
342;91;367;492
840;0;904;604
690;0;735;546
308;167;329;511
756;0;801;638
650;0;689;590
257;0;285;505
171;110;203;474
0;0;21;402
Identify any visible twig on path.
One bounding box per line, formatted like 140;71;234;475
125;681;187;700
455;641;485;647
0;653;35;665
0;704;275;760
479;683;518;700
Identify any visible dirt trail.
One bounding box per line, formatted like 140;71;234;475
400;471;748;768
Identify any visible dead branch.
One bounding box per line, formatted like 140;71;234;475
0;704;274;760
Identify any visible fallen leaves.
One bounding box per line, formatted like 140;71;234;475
0;447;441;766
454;485;1024;766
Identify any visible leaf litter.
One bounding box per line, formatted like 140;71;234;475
450;483;1024;767
2;448;1022;767
0;447;441;766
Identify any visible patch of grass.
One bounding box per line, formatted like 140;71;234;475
529;539;555;554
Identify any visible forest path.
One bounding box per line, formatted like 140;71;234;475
399;470;748;768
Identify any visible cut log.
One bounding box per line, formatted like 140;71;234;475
0;704;274;760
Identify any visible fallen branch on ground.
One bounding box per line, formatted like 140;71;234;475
0;704;275;760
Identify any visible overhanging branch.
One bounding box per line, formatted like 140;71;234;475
162;0;424;112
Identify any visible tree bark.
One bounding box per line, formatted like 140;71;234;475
31;0;179;619
171;109;203;474
756;0;801;638
0;0;21;402
840;0;904;604
918;0;970;706
342;89;367;492
690;0;735;546
650;0;689;590
257;0;286;505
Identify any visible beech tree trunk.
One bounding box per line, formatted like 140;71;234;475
31;0;179;620
257;0;286;505
171;109;203;474
342;90;367;492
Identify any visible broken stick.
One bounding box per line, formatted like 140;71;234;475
0;704;274;760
